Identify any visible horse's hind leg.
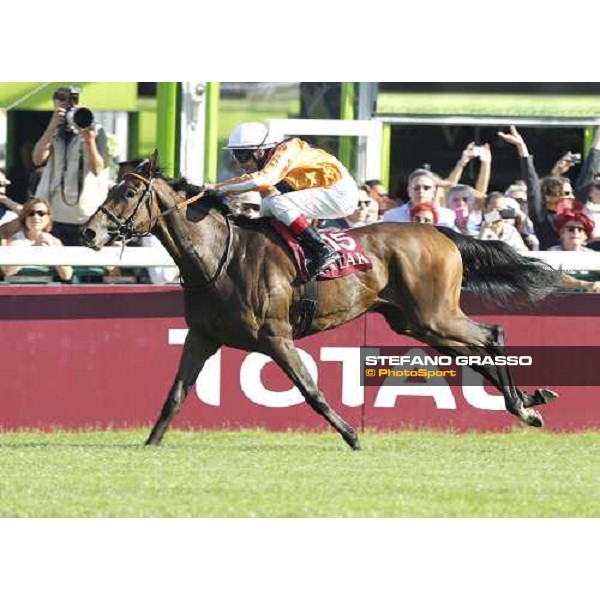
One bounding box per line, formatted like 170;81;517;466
263;336;360;450
438;338;543;426
380;305;543;427
475;324;543;427
146;331;220;446
479;323;558;410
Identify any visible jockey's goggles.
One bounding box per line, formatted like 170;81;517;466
231;148;256;163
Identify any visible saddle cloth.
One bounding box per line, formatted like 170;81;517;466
272;222;373;280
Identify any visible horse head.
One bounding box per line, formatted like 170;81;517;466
81;150;162;250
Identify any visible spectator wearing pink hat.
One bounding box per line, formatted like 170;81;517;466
410;201;439;225
548;209;595;252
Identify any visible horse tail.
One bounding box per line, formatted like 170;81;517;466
437;226;562;304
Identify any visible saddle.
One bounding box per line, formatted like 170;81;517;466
270;222;373;282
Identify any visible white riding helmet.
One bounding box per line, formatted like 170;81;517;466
226;122;283;150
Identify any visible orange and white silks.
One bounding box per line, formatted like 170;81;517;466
214;138;347;195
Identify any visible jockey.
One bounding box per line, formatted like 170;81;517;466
205;122;359;280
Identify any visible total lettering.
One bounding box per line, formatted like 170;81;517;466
169;331;507;411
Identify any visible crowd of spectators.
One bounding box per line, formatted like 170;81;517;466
2;88;600;286
339;127;600;265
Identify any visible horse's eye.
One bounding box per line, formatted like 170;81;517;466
125;189;137;200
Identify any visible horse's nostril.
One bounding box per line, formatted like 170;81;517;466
81;228;97;244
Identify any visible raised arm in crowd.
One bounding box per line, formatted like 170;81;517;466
446;141;492;198
498;126;574;250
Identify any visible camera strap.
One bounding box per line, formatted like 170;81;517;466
59;134;83;207
77;147;85;201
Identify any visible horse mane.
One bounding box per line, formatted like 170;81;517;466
162;173;274;230
163;174;233;218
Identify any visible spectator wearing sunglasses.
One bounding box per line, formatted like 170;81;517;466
350;192;379;227
446;184;483;235
548;209;595;252
32;85;109;246
548;206;600;292
205;122;359;280
319;190;379;230
2;198;72;280
364;179;396;217
383;168;456;228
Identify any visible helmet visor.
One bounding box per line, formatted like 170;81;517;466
231;148;255;163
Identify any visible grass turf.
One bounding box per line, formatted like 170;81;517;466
0;429;598;517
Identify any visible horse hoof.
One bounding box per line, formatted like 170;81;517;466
522;388;558;408
535;389;558;405
342;430;361;451
520;408;544;428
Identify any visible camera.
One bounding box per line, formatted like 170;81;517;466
472;145;482;158
54;86;94;131
484;209;502;224
499;208;516;219
569;152;582;165
66;106;94;131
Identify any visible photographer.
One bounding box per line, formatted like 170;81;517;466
32;86;109;246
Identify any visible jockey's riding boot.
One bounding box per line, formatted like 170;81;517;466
297;226;340;280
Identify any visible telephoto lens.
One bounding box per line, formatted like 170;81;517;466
67;106;94;130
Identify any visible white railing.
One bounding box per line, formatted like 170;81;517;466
0;246;175;267
528;252;600;271
0;247;598;271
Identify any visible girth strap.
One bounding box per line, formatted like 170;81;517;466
292;278;319;338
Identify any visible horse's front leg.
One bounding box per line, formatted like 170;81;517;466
146;331;220;446
263;336;360;450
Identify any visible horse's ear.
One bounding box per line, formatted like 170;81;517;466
149;149;160;177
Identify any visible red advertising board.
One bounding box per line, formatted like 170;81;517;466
1;285;599;432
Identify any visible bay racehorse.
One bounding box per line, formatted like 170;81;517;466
81;152;563;450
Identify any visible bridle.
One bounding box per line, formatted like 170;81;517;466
100;172;206;242
100;171;233;287
99;174;152;241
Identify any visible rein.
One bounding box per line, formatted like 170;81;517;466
102;172;233;287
